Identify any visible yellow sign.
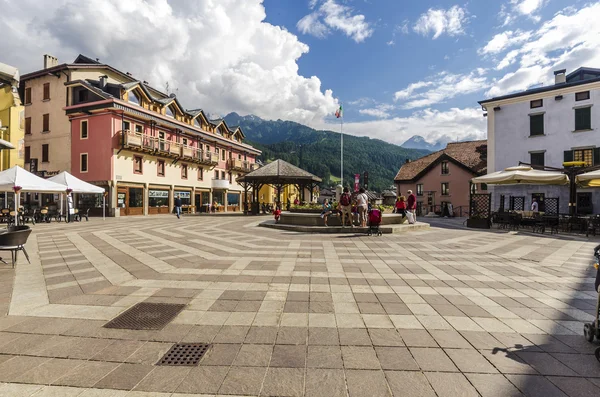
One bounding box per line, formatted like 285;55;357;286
563;161;587;167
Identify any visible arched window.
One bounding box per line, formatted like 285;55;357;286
166;105;175;118
128;90;141;105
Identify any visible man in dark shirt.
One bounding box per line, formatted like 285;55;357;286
174;195;182;219
407;190;417;224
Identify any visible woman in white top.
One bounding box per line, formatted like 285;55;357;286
356;188;369;227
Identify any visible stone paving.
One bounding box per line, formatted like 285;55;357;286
0;215;599;396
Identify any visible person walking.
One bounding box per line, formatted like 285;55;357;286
174;195;183;219
356;188;369;227
407;190;417;224
339;187;353;228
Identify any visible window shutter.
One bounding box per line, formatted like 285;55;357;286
575;107;592;130
530;114;544;135
564;150;573;162
594;148;600;166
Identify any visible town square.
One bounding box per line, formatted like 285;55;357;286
1;0;600;396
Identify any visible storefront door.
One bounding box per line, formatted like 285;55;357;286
117;188;128;216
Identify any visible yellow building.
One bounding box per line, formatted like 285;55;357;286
0;62;24;170
258;184;302;206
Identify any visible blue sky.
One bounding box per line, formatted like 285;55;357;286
2;0;599;146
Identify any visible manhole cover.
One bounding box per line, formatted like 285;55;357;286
157;343;211;366
104;302;186;330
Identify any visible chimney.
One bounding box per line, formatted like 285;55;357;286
99;75;108;89
405;158;411;164
43;54;59;69
554;69;566;84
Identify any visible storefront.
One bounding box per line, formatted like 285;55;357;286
195;190;211;213
117;184;144;216
174;189;194;213
148;188;170;215
227;192;241;212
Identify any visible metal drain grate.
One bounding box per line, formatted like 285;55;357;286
104;302;186;330
157;343;211;366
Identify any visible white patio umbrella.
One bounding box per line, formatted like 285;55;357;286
0;166;68;225
575;169;600;187
49;172;106;220
471;166;569;185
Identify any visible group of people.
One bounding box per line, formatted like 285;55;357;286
320;187;370;227
396;189;417;224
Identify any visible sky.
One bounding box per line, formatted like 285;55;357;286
1;0;599;146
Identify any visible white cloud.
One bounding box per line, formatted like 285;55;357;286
500;0;547;25
319;107;486;146
297;0;373;43
1;0;338;126
358;103;395;119
414;6;468;39
386;40;395;46
479;30;532;55
394;71;489;109
486;3;600;97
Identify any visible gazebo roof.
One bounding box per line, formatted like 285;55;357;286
238;159;322;184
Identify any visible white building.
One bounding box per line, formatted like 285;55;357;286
479;67;600;214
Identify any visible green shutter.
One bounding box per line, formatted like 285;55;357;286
564;150;573;162
530;114;544;136
594;148;600;166
575;107;591;131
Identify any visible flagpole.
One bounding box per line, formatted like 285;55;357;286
340;105;343;188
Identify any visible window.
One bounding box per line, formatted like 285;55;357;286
575;91;590;101
166;106;174;118
133;156;143;174
42;144;49;162
25;117;31;135
24;146;30;163
182;138;188;146
471;184;477;194
80;153;88;173
181;164;188;179
157;160;165;176
198;167;203;181
575;107;592;131
441;182;449;196
194;119;201;128
573;148;593;167
215;147;219;154
123;120;131;132
530;152;545;167
416;184;423;196
135;124;143;134
78;89;88;103
530;99;543;108
222;150;226;161
42;114;49;132
481;183;488;191
80;120;88;139
238;153;242;160
24;87;31;104
529;114;544;136
221;171;225;180
128;90;141;105
43;83;50;100
441;161;449;174
214;170;219;179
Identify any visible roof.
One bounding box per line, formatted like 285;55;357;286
351;190;381;200
394;140;487;182
479;67;600;105
20;53;132;82
238;159;322;183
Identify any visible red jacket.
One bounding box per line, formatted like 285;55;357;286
407;194;416;210
395;201;406;210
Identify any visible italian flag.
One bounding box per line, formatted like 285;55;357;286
335;105;343;118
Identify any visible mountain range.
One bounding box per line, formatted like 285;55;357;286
223;113;430;192
401;135;447;151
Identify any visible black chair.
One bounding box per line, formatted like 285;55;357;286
0;225;32;267
75;208;90;222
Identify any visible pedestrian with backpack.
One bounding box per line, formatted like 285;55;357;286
339;187;353;228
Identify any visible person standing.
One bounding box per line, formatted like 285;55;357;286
531;198;539;212
356;188;369;227
407;190;417;224
67;192;74;223
339;187;353;228
174;195;183;219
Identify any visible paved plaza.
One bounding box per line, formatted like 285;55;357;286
0;215;599;396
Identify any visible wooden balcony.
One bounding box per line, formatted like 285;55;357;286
227;159;258;173
122;132;218;166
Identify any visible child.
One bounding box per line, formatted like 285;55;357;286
321;199;332;226
273;206;282;223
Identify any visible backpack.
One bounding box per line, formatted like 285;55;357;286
340;193;351;206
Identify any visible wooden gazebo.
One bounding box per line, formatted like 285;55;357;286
237;159;322;215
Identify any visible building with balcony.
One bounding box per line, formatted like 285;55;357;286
479;67;600;214
21;54;260;215
395;140;487;216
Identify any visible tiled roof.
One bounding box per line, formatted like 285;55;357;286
243;159;322;182
394;140;487;182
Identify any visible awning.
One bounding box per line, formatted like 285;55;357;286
48;171;105;194
471;166;569;186
0;139;15;150
575;169;600;187
0;166;68;193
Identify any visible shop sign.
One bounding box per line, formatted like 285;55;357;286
175;191;191;198
149;190;169;198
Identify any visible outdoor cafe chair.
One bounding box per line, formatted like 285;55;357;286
73;208;89;222
0;225;32;267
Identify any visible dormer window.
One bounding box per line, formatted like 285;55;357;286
216;127;223;136
194;119;201;128
128;90;141;106
166;105;175;118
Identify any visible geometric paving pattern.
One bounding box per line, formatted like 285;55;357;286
0;216;599;396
